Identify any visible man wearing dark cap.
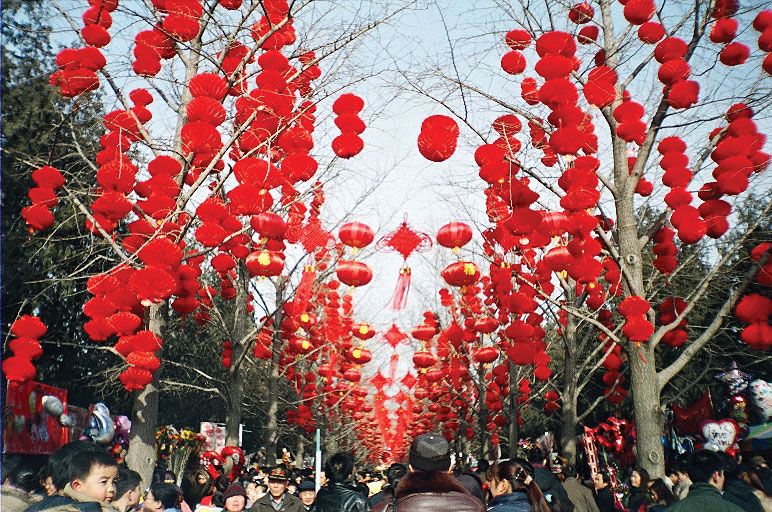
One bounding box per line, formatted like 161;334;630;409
371;433;484;512
297;481;316;512
249;468;302;512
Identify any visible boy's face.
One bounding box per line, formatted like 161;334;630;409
72;464;118;503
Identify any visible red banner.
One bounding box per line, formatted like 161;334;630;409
3;381;69;454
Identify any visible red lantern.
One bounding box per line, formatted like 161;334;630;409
417;115;459;162
339;222;375;250
441;261;481;287
336;260;373;287
352;323;375;340
245;250;284;277
436;222;473;251
413;351;437;368
474;346;499;364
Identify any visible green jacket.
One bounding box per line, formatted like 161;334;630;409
667;482;744;512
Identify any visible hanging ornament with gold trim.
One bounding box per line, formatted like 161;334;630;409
376;216;432;311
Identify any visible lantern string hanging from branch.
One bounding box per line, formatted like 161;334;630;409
376;216;432;311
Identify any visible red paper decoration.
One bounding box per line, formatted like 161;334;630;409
417;115;459;162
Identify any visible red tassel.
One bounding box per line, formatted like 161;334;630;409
295;265;315;311
388;266;411;310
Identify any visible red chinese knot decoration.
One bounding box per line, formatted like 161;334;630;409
376;218;432;310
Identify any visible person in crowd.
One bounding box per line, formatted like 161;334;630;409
526;448;574;512
591;472;614;512
644;479;674;512
367;464;406;508
23;441;106;512
41;450;119;512
112;467;142;512
748;456;772;495
371;432;484;512
2;456;43;512
39;465;57;498
670;459;691;500
221;484;247;512
663;467;677;493
716;452;764;512
739;463;772;510
666;449;744;512
297;480;316;512
454;470;484;503
250;467;302;512
182;469;212;509
626;468;649;512
561;465;598;512
487;459;550;512
144;483;184;512
315;452;369;512
244;481;263;509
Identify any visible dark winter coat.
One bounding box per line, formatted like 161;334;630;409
627;487;646;512
532;465;574;512
666;482;744;512
370;470;485;512
315;481;369;512
723;479;765;512
486;491;531;512
250;492;303;512
593;487;615;512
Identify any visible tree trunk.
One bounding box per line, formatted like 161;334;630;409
508;362;519;458
477;376;488;461
629;344;665;477
225;267;251;446
560;398;578;466
225;351;244;446
263;280;285;463
561;314;579;465
295;434;305;468
126;304;164;486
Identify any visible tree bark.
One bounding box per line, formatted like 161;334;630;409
561;314;579;465
225;346;244;446
126;304;164;486
295;434;305;468
263;279;285;463
508;362;519;458
225;267;251;446
629;344;665;477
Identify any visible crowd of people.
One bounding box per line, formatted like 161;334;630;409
3;433;772;512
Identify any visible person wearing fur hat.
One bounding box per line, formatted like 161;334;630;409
371;433;485;512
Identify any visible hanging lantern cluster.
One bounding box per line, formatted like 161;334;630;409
22;166;66;233
1;315;47;382
658;297;689;348
331;93;366;158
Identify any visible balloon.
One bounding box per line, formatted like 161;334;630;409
748;379;772;422
85;403;115;444
701;419;738;452
672;390;714;436
60;414;74;427
220;446;245;481
715;361;752;395
41;395;64;416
